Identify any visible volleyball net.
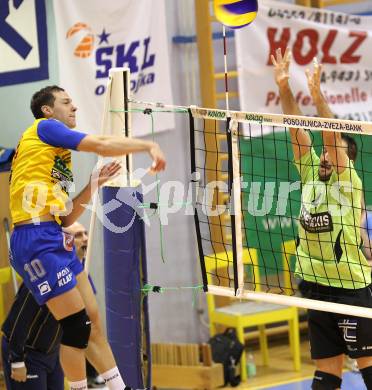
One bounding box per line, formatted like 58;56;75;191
97;69;372;385
189;106;372;318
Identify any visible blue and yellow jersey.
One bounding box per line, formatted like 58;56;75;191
10;119;87;224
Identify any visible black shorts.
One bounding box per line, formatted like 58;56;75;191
299;280;372;360
1;337;64;390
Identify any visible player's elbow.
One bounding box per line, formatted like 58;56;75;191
59;215;73;227
93;140;113;156
77;135;112;156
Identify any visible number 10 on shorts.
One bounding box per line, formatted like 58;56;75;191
24;259;46;282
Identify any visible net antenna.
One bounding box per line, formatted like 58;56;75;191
222;25;245;294
85;67;131;272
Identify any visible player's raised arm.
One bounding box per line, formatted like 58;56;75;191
306;58;334;119
306;59;348;175
271;48;311;160
77;134;166;173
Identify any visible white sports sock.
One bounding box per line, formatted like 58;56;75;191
101;367;126;390
69;379;88;390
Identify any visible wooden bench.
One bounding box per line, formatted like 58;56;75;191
152;343;224;389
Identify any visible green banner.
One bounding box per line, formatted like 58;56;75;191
240;131;372;275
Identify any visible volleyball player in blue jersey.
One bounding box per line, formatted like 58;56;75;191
9;85;166;390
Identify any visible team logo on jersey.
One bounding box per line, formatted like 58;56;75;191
62;232;74;252
299;206;333;233
51;155;74;194
38;281;51;295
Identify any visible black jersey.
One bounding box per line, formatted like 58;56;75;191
2;283;62;363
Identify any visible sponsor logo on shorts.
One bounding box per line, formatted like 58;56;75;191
338;319;357;343
63;232;74;252
38;281;51;295
57;267;73;287
362;346;372;350
26;374;39;379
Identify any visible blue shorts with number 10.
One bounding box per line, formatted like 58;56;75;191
10;222;84;305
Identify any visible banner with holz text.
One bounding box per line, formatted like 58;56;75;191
236;0;372;127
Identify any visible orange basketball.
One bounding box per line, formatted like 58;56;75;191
66;22;95;58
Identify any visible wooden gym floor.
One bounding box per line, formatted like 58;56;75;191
225;338;363;390
225;339;314;390
0;340;314;390
0;339;363;389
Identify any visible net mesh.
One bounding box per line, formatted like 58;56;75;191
120;102;372;316
189;107;372;315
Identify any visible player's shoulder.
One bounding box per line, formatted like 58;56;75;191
37;118;66;130
297;147;319;165
334;159;362;190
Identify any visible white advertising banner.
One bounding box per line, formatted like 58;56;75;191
53;0;175;136
236;0;372;128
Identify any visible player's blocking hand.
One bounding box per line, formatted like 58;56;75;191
148;143;166;174
11;364;27;382
306;57;323;102
271;48;291;88
92;161;122;188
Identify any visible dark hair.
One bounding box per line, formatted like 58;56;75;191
30;85;65;119
341;133;358;162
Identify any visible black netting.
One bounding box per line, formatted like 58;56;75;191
190;112;372;304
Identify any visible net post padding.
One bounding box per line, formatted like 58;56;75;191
109;67;132;186
86;68;131;272
84;67;151;388
85;76;112;273
102;187;150;389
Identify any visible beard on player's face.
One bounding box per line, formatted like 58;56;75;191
319;149;333;182
318;162;332;182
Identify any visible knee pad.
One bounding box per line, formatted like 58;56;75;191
360;366;372;389
312;370;342;390
60;309;91;349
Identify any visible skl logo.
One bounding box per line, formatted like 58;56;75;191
66;24;156;95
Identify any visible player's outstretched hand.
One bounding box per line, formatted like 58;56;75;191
271;48;291;88
92;161;122;187
306;57;323;102
11;364;27;382
148;143;166;174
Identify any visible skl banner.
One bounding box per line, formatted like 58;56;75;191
53;0;174;136
235;0;372;122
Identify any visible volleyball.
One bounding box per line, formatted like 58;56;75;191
66;22;95;58
214;0;258;29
